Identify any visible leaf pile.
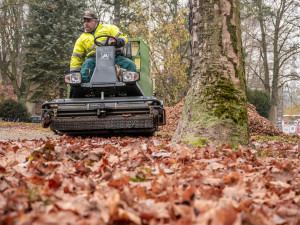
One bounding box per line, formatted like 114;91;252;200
161;99;288;137
161;98;185;133
247;103;286;137
1;135;299;224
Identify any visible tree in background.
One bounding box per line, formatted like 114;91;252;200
0;0;30;102
284;104;300;116
150;1;190;106
173;0;249;146
247;88;271;118
23;0;86;100
87;0;134;28
86;0;111;24
101;0;131;27
241;0;300;123
283;87;300;115
123;0;190;106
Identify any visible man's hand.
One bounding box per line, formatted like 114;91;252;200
108;37;125;48
108;38;117;46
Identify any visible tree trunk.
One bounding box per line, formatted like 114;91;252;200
113;0;120;26
0;0;29;102
269;46;280;123
173;0;249;146
269;84;279;125
257;0;270;94
268;0;285;124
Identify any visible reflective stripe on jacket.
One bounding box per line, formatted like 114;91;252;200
70;23;128;71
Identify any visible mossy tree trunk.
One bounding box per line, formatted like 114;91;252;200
173;0;249;146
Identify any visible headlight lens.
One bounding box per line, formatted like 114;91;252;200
65;73;82;84
122;71;140;82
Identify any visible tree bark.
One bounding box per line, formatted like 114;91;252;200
113;0;120;26
268;0;285;124
257;0;270;94
173;0;249;146
0;0;29;102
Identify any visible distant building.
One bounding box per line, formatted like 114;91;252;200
282;114;300;135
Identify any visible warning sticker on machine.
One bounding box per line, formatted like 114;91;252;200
135;58;141;70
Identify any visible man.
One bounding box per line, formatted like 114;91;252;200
70;11;136;82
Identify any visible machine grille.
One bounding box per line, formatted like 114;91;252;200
51;115;154;131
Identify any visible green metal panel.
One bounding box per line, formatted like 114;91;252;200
128;38;152;96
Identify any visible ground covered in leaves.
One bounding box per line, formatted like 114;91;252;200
0;126;300;224
0;122;56;140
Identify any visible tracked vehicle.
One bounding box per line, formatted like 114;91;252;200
41;36;165;135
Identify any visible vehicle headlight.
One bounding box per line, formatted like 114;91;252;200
65;73;82;84
122;71;140;82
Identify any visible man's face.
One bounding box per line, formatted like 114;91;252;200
84;18;97;32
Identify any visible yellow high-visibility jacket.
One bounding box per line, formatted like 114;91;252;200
70;23;127;72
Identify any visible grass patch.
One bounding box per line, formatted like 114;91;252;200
155;131;175;137
0;121;14;127
130;174;146;182
253;135;299;143
183;135;211;147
